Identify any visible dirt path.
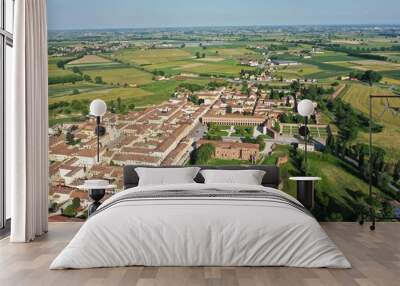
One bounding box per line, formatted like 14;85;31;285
330;84;347;100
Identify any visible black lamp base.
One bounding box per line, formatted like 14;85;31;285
88;189;106;216
296;181;315;210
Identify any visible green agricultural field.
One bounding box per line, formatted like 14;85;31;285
49;79;209;107
112;47;254;77
139;78;211;103
273;52;354;79
185;46;256;58
310;51;361;62
274;64;321;79
180;59;253;77
48;56;75;77
48;87;152;106
48;82;111;98
83;67;153;86
113;48;192;66
331;60;400;72
381;70;400;85
68;55;112;65
342;83;400;160
371;52;400;62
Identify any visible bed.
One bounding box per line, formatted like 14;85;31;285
50;165;351;269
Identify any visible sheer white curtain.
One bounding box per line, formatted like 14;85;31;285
7;0;49;242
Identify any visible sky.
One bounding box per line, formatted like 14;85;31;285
48;0;400;30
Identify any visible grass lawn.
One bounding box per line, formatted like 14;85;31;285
262;147;287;166
206;158;251;166
342;83;400;160
233;126;254;137
206;124;231;138
275;146;381;220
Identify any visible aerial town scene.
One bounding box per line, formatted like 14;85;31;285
47;25;400;221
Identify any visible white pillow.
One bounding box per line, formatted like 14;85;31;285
135;167;200;186
200;169;265;185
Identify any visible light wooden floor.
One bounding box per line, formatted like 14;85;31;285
0;222;399;286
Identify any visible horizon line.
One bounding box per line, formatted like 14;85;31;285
48;23;400;32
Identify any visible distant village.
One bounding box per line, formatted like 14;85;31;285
48;83;327;221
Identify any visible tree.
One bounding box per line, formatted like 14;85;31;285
72;197;81;209
109;100;116;113
65;131;75;145
72;67;81;74
128;103;136;111
180;43;186;48
362;70;382;85
226;106;233;114
188;94;200;105
56;60;65;69
278;113;288;123
195;144;215;164
117;97;122;111
62;204;77;217
325;133;335;154
393;160;400;182
273;121;280;132
290;79;301;113
95;76;104;84
81;107;89;116
72;89;80;95
285;96;291;106
195;51;201;59
256;135;266;151
83;74;92;82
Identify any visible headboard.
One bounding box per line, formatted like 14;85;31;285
123;165;281;189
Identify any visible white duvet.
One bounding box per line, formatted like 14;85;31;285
50;183;351;269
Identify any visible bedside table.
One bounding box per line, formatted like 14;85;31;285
289;177;321;210
78;181;116;216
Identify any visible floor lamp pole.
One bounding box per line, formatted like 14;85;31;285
304;116;308;176
96;116;100;163
368;93;375;230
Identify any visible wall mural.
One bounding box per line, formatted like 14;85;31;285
47;26;400;222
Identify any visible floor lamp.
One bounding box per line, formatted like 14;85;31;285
90;99;107;163
361;93;400;231
298;99;315;175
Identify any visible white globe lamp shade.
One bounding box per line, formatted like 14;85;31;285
90;99;107;117
298;99;315;117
